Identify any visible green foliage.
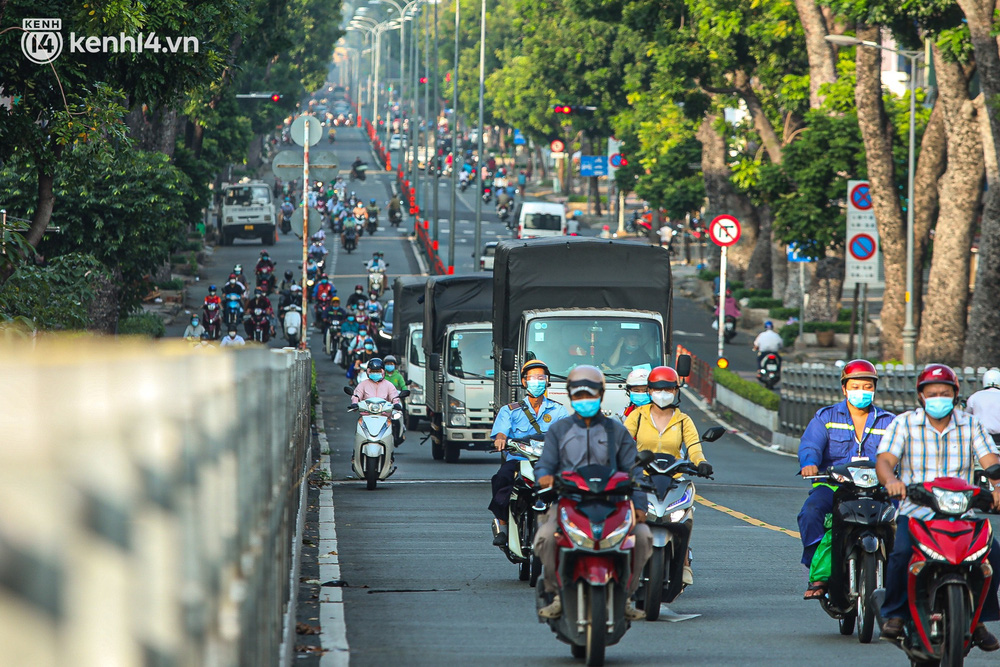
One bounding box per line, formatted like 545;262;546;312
118;312;166;338
698;269;720;281
734;288;772;301
714;367;779;411
769;307;800;320
779;324;799;348
157;279;186;291
746;297;783;309
0;253;110;331
803;321;852;333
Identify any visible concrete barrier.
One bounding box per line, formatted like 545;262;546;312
0;338;311;667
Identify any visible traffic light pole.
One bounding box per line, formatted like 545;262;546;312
472;0;486;268
432;0;440;245
422;7;430;211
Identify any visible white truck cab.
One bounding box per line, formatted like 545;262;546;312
219;179;276;246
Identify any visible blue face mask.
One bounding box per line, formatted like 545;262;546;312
630;391;651;406
846;390;874;409
369;372;384;382
525;378;547;397
348;317;355;322
924;396;955;419
571;398;602;418
364;344;374;351
192;319;199;327
385;364;396;373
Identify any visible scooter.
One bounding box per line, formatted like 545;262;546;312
501;436;547;586
354;213;367;237
248;308;271;343
324;319;342;359
256;265;276;294
202;301;222;340
283;305;302;347
873;474;1000;666
344;389;410;490
482;186;493;204
350;164;367;182
343;227;357;253
757;352;781;389
389;208;403;227
724;315;737;343
802;460;895;643
368;266;386;297
366;214;378;235
280;209;293;234
535;454;651;666
224;294;243;330
497;204;511;225
635;427;725;621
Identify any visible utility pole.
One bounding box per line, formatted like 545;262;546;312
447;0;459;269
472;0;486;268
432;0;440;244
422;6;430;211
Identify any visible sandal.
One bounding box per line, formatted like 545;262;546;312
803;582;827;600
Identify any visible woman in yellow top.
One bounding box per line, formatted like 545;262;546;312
624;365;714;585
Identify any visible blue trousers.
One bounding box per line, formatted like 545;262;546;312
797;485;835;567
882;515;1000;622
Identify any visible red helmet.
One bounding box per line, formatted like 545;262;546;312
648;366;680;390
917;364;960;394
841;359;878;386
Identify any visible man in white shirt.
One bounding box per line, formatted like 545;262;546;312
967;368;1000;446
752;321;783;362
220;329;246;347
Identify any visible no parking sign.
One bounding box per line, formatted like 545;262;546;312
845;180;883;287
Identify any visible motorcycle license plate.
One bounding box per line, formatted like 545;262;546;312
765;363;777;371
244;224;254;230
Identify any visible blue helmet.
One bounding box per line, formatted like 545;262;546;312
764;321;774;330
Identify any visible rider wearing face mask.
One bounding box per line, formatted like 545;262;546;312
618;367;650;421
624;365;711;586
346;284;367;310
797;360;896;600
488;360;568;547
383;355;407;392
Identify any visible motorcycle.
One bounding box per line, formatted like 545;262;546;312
315;298;332;334
343;227;357;253
354;213;367;237
202;301;222;340
497;204;510;224
460;173;471;192
256;265;276;294
724;315;737;343
535;455;651;666
280;207;293;234
368;266;386;297
366;213;378;235
350;164;367;182
344;391;410;490
501;436;547;586
482;186;493;204
324;319;342;359
757;352;781;389
389;208;403;227
331;210;345;233
635;427;725;621
802;460;895;643
248;307;271;343
283;305;303;347
224;294;243;330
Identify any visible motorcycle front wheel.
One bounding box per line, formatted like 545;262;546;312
364;456;379;490
857;553;881;643
586;585;607;667
940;583;968;667
645;548;665;621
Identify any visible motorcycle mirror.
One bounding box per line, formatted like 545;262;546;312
985;464;1000;481
398;389;411;399
636;450;655;466
675;354;692;378
343;386;353;396
701;426;726;442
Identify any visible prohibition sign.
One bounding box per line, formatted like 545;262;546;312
850;183;873;210
550;139;565;153
848;233;876;261
709;214;741;247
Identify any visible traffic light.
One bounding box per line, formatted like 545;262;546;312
717;357;729;369
270;93;282;102
445;72;452;82
419;76;428;84
552;104;573;114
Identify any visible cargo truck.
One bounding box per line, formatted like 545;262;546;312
391;276;428;430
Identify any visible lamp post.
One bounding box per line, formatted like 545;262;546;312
447;0;460;269
472;0;486;268
826;34;924;366
432;0;440;243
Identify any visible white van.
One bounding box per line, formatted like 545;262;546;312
515;202;567;239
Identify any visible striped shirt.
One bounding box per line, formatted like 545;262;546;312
877;408;998;518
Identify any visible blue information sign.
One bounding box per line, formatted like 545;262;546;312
513;129;526;146
786;242;815;263
580;155;608;177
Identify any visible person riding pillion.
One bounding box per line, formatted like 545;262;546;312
624;365;712;586
617;367;650;421
383;355;407;392
534;365;652;621
797;359;895;600
966;367;1000;447
488;360;568;547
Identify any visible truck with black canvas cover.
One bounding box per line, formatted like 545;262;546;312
422;274;495;462
392;276;428;429
493;237;673;417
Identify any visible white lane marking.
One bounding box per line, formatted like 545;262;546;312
317;402;350;666
674;330;707;337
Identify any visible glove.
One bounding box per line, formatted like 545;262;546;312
697;461;714;477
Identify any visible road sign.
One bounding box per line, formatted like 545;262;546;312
289;206;319;237
513;129;526;146
580;156;608;177
845;179;883;286
607;137;621;179
271;150;339;181
708;214;741;247
786;242;815;263
609;153;624;168
290;114;322;147
550;139;565;153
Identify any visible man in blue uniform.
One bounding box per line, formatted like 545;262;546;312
488;359;568;546
798;359;896;599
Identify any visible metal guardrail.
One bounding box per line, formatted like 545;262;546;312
0;339;312;667
675;344;715;404
779;363;994;435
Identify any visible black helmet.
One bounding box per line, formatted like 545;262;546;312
384;354;398;365
284;270;293;280
368;358;385;372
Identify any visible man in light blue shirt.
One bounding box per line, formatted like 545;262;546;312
488;359;567;546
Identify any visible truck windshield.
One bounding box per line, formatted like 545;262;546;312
409;330;425;367
523;213;561;230
523;317;662;381
447;331;494;380
224;185;272;206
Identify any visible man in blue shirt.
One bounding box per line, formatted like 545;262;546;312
798;359;896;599
488;359;568;546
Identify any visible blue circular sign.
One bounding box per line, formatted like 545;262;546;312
849;233;876;261
850;183;872;210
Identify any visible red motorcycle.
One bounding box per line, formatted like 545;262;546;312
256;265;276;294
536;457;649;666
202;300;222;340
875;477;996;666
248;308;271;343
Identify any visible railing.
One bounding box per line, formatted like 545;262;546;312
0;339;312;667
675;344;714;404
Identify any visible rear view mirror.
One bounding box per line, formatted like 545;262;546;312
343;386;353;395
636;450;655;466
429;353;441;372
676;354;691;378
500;348;515;372
701;426;726;442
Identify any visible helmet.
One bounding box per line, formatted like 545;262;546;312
234;264;242;273
841;359;878;386
209;285;217;293
228;273;237;281
648;366;680;390
520;359;549;378
917;364;960;394
332;296;340;303
355;284;364;291
625;367;650;388
385;354;398;365
320;273;328;281
260;251;269;257
764;321;773;330
984;368;1000;389
367;358;385;372
255;286;264;294
373;252;380;258
370;198;376;205
285;197;290;202
284;270;293;280
567;365;605;396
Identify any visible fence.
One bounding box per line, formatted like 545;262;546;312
779;363;994;435
0;339;312;667
675;344;715;404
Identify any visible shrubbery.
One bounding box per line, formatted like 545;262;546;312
714;367;780;411
118;312;166;338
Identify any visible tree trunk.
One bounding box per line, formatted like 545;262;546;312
736;71;783;164
911;99;947;335
804;254;845;321
745;204;773;289
854;23;907;359
958;0;1000;365
793;0;837;108
916;52;983;364
25;167;56;249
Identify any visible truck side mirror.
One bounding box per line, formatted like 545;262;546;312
429;353;441;371
500;348;515;372
676;354;691;378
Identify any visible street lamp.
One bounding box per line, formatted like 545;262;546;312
371;0;424;172
825;34;924;366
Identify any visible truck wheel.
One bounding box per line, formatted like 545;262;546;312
431;436;444;460
406;414;420;431
221;230;232;246
444;440;461;463
262;229;275;246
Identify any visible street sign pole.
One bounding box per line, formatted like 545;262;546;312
799;260;805;343
718;244;727;360
708;214;742;363
301;118;310;350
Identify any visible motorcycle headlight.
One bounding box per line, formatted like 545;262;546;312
919;543;948;561
965;545;990;562
647;501;657;514
669;509;686;523
599;509;632;549
560;507;595;549
932;488;971;515
664;488;694;513
848;467;878;488
378;329;392;340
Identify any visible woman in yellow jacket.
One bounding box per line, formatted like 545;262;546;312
624;365;713;585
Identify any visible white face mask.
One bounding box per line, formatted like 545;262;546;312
650;391;675;408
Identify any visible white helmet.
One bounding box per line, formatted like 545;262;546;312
984;368;1000;389
626;367;650;388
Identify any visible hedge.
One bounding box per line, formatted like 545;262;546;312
118;312;166;338
767;307;853;321
157;278;185;291
746;296;783;309
733;288;771;301
714;367;780;411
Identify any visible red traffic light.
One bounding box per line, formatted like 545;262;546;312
552;105;573;114
445;72;452;82
270;93;282;102
620;156;628;166
419;76;428;84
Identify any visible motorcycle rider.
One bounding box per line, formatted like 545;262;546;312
348;337;379;383
387;194;402;221
713;289;742;328
366;198;380;226
876;363;1000;649
280;197;295;223
366;251;387;272
223;273;246;301
617;367;650;421
534;365;651;621
279;270;296;293
966;368;1000;447
351;358;404;444
624;365;711;586
203;284;222;308
383;355;407;391
752;321;783;362
495;188;513;216
346;284;367;310
798;360;896;600
350;156;364;179
352;199;368;224
308;237;329;260
183;315;206;340
488;360;568;547
233;265;248;290
245;286;276;338
364;292;383;318
220;328;246;347
328;296;349;323
312;274;335;302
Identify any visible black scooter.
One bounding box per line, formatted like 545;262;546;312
757;352;781;389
